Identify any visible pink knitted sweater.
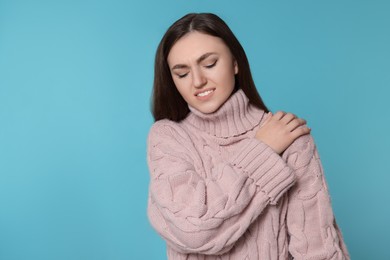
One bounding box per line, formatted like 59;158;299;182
147;89;349;260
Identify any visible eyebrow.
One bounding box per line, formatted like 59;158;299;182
171;52;217;70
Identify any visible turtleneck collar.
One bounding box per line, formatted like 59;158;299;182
183;89;265;138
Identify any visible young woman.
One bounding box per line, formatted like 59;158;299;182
147;13;349;260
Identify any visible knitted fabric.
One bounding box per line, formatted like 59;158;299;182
147;89;349;259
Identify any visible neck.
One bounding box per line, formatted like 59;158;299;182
183;89;265;138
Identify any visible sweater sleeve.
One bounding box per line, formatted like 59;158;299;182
147;121;296;255
282;134;350;260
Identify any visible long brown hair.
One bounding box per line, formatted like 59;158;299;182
152;13;269;122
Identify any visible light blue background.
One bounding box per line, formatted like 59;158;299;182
0;0;389;259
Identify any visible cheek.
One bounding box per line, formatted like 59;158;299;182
216;61;236;78
220;66;237;86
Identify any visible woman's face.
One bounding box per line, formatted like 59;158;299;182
167;31;238;114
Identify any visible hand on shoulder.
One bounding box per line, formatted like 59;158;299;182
255;111;311;154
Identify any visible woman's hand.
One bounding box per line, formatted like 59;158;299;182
255;111;311;154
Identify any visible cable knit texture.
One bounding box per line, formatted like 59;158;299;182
147;89;349;260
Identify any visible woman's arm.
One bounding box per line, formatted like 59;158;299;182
147;120;295;255
283;134;350;260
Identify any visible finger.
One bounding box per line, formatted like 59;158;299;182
280;113;297;124
273;111;286;120
286;118;307;132
290;125;311;139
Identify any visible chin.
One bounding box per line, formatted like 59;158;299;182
201;109;218;114
199;103;223;114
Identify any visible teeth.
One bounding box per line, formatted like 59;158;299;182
197;90;214;97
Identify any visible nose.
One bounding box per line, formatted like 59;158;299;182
192;68;207;88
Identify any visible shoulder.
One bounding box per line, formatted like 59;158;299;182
147;119;200;165
148;119;194;148
282;133;318;169
148;119;180;136
148;119;189;140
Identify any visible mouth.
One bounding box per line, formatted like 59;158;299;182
195;89;215;97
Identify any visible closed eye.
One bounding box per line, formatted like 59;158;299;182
177;73;189;79
204;60;217;68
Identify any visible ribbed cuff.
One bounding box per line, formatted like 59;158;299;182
231;139;296;204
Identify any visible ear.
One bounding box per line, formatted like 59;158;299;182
234;60;239;75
